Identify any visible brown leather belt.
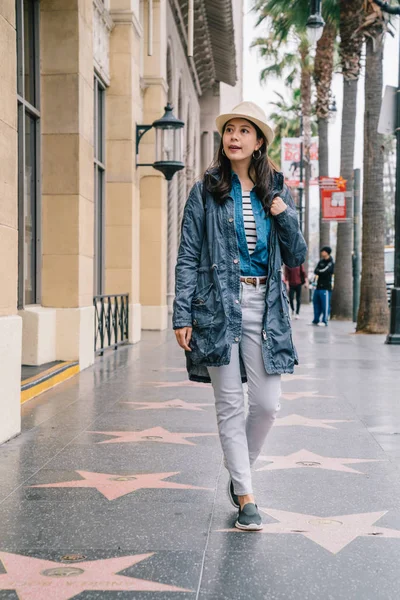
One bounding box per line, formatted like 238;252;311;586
240;276;267;286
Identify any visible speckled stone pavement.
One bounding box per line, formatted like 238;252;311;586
1;307;400;599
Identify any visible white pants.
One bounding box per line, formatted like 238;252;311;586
208;282;281;496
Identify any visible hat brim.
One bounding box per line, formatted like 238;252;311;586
215;113;275;145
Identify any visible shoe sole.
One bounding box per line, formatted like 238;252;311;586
235;520;264;531
227;480;240;509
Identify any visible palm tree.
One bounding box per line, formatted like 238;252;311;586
267;90;302;165
268;89;318;165
356;1;391;333
252;0;338;282
330;0;364;320
252;1;314;280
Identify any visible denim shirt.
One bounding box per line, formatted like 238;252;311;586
231;172;271;277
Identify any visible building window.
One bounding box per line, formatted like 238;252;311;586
94;74;106;295
16;0;41;307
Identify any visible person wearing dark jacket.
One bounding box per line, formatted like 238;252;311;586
312;246;334;326
173;101;306;532
284;264;307;319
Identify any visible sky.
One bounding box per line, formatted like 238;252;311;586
243;0;399;177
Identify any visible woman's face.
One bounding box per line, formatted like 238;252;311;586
222;118;263;164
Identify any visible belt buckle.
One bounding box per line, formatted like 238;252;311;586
245;277;256;286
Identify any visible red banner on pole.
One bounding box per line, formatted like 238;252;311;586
320;176;347;221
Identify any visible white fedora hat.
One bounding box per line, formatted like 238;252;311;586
215;101;275;145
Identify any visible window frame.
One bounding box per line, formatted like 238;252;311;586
16;0;41;309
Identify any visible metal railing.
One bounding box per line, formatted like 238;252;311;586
94;294;129;356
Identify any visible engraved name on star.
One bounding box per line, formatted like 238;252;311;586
218;508;400;555
281;374;323;382
280;391;336;401
274;414;353;429
151;367;187;372
29;471;213;501
0;552;191;600
256;449;385;474
122;399;213;411
141;380;210;388
88;426;217;445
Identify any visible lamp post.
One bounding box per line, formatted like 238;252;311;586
387;23;400;344
298;114;304;233
329;96;337;123
306;0;325;45
373;0;400;343
136;103;185;181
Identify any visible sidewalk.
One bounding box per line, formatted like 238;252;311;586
1;306;400;599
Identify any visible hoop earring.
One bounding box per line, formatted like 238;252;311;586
222;149;226;156
253;149;262;160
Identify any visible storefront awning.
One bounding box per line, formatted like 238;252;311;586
170;0;238;93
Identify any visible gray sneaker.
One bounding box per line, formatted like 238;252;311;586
228;479;240;509
235;503;263;531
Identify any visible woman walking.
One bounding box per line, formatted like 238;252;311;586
173;102;306;531
284;264;307;319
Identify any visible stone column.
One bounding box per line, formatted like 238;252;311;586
0;1;22;443
106;0;143;343
40;0;95;369
140;0;169;330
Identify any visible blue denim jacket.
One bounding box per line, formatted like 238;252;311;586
231;173;271;276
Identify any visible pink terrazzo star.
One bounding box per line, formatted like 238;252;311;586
218;508;400;554
29;470;212;500
0;552;191;599
280;391;336;401
142;380;210;388
89;426;217;445
274;414;353;429
256;449;384;474
122;398;213;411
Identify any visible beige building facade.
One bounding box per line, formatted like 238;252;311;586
0;0;243;444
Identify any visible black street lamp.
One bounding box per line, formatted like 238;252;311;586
386;26;400;344
373;1;400;343
298;113;304;233
329;96;337;123
136;103;185;181
306;0;325;45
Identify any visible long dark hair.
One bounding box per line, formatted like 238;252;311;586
205;121;279;215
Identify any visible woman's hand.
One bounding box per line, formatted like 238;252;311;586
175;327;193;352
270;196;287;216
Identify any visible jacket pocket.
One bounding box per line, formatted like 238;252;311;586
190;308;214;363
192;282;214;312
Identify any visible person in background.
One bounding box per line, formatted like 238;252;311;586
284;264;307;319
312;246;334;326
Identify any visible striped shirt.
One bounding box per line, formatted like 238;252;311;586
242;191;257;254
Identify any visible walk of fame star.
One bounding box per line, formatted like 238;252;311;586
218;508;400;554
29;470;213;500
122;398;213;411
256;449;384;474
0;552;191;599
88;426;217;445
